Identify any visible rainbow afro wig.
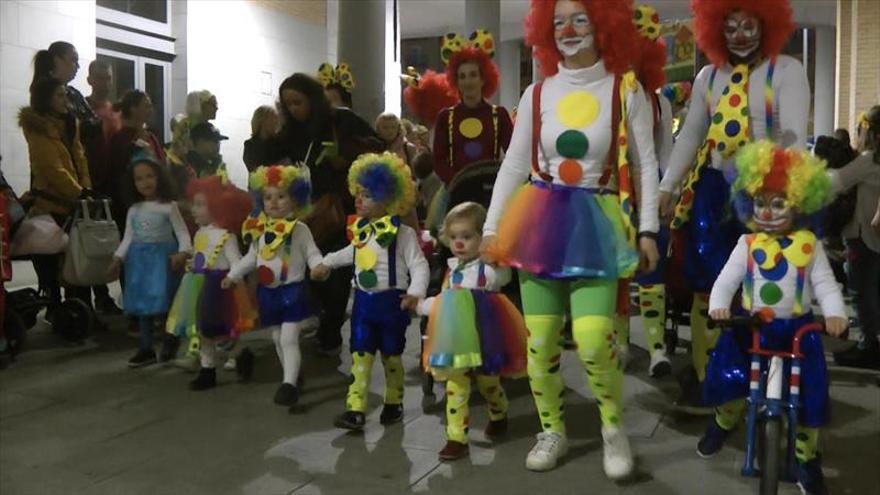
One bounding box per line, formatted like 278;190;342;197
248;164;312;218
732;140;832;229
348;152;416;217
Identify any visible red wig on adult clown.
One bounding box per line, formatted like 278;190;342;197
445;47;500;99
402;70;458;127
692;0;795;67
633;5;667;93
524;0;641;78
186;175;253;234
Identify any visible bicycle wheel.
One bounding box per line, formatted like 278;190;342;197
759;417;782;495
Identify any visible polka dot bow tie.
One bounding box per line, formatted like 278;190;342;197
671;64;750;229
241;213;297;259
348;215;400;248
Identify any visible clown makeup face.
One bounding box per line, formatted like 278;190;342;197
446;220;482;262
724;10;762;61
262;186;295;219
553;0;594;58
753;191;794;234
456;62;484;105
355;191;387;219
191;192;212;227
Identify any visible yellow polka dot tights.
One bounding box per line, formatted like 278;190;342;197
690;294;718;382
345;352;404;413
639;284;667;353
520;274;622;434
445;373;508;443
714;399;819;463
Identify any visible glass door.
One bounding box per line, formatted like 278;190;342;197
96;50;172;144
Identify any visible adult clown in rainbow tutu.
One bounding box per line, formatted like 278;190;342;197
481;0;660;480
657;0;810;412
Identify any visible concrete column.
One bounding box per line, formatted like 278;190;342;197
835;0;852;130
813;26;836;137
465;0;500;44
338;0;386;122
499;39;521;111
465;0;501;103
326;0;339;65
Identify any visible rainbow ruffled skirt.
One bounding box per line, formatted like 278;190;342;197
494;181;637;280
422;289;527;378
166;269;257;340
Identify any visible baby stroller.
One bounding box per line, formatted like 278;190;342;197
419;160;514;405
0;178;99;359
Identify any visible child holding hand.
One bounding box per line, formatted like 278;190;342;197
418;201;527;460
312;152;429;431
223;165;322;407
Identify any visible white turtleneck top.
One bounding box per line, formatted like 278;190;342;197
485;61;660;235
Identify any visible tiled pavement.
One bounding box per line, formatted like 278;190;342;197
1;265;878;495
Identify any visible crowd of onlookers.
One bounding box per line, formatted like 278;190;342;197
2;40;440;360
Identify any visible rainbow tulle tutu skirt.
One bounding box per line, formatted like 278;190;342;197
494;181;637;280
166;269;257;340
422;289;527;378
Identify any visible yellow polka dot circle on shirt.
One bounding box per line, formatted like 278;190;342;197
459;117;484;139
557;91;600;129
193;232;209;253
355;246;378;271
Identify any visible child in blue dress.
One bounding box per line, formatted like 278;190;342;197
110;158;192;367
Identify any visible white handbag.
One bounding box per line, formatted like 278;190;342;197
62;200;120;286
10;213;69;256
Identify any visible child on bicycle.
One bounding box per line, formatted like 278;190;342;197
701;140;847;495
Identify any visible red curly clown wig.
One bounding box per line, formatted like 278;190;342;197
445;47;500;99
186;176;254;233
692;0;795;67
525;0;640;78
403;70;459;127
633;5;667;93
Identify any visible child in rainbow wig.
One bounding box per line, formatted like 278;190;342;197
312;152;429;431
700;141;847;495
223;165;323;408
417;202;528;461
166;174;256;390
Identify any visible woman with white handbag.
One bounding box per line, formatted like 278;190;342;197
19;76;94;323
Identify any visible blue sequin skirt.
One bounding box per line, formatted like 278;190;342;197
679;168;744;293
703;313;829;428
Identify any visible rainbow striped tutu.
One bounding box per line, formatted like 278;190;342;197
166;269;257;340
422;289;527;378
494;181;638;280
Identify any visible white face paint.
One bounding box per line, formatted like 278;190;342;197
553;12;594;57
753;193;793;233
724;11;762;59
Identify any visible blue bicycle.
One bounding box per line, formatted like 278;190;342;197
712;311;825;495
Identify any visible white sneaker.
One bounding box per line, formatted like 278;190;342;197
618;344;631;371
223;357;236;371
602;425;634;480
649;350;672;378
525;432;568;471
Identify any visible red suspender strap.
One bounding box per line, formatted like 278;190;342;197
598;74;622;188
531;81;552;181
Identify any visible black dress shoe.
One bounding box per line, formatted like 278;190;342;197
379;403;403;425
273;383;299;406
189;367;217;391
833;340;880;370
334;410;366;430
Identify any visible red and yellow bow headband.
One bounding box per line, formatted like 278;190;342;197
318;62;355;90
440;29;495;65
